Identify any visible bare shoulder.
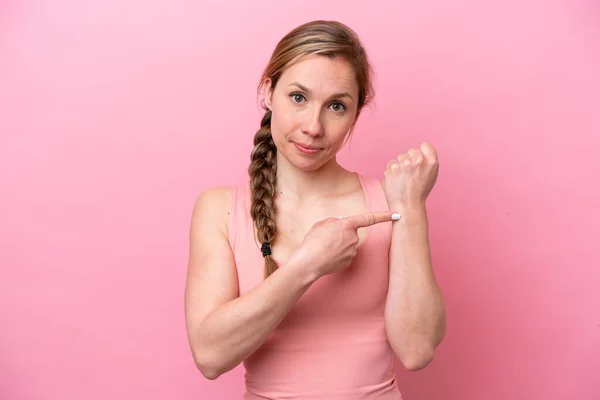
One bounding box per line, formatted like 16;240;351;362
191;186;233;233
188;185;235;269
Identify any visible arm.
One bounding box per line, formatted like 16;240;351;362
184;187;319;380
383;200;446;371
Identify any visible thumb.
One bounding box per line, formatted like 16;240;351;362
345;211;401;229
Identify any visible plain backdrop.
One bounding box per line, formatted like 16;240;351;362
1;1;599;399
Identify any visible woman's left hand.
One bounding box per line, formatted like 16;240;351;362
383;142;439;208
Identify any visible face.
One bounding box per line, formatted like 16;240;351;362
264;55;360;171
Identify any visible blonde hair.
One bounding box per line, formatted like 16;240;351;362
248;20;375;278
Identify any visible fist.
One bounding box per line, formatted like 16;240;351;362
383;142;439;207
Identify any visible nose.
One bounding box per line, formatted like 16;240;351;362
301;106;323;137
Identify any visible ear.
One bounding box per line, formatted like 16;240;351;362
264;78;274;110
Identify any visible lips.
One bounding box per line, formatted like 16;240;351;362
296;143;320;150
294;142;322;154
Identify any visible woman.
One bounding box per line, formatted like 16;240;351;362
184;20;446;399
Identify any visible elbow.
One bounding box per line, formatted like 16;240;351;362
401;352;434;371
192;348;224;380
196;363;221;380
398;345;436;371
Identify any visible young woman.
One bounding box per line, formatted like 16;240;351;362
185;20;446;400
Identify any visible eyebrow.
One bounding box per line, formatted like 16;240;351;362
287;82;354;101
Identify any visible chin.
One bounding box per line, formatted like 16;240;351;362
296;162;325;172
289;153;332;172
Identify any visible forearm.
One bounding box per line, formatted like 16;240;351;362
384;204;446;370
195;256;318;378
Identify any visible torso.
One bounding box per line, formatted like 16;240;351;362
226;171;402;399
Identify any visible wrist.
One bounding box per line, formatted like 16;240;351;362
387;202;428;225
388;201;426;214
286;250;321;286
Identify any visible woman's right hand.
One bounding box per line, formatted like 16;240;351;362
292;211;399;278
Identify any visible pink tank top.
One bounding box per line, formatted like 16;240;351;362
228;173;403;400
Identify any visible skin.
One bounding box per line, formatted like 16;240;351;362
184;54;446;380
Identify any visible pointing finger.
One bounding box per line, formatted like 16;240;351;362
345;211;401;229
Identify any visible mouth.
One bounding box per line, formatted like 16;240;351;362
294;142;322;154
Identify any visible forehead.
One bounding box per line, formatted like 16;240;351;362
278;55;358;96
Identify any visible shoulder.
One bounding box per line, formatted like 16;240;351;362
191;186;234;236
194;186;233;205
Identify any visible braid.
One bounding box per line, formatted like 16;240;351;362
248;110;279;278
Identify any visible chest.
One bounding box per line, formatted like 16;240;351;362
268;188;370;265
232;176;393;315
235;192;393;316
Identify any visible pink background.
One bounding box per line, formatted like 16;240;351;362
1;1;599;399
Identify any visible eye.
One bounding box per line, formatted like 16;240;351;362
329;101;346;112
290;93;306;104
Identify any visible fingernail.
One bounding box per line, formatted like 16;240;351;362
392;213;401;221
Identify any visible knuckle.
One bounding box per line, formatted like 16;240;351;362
367;214;375;226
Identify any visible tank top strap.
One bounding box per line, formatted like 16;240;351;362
356;173;391;213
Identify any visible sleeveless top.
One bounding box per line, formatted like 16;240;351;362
227;173;403;400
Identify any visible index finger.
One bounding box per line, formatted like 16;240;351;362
344;211;401;229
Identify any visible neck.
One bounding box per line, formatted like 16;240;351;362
275;155;349;201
